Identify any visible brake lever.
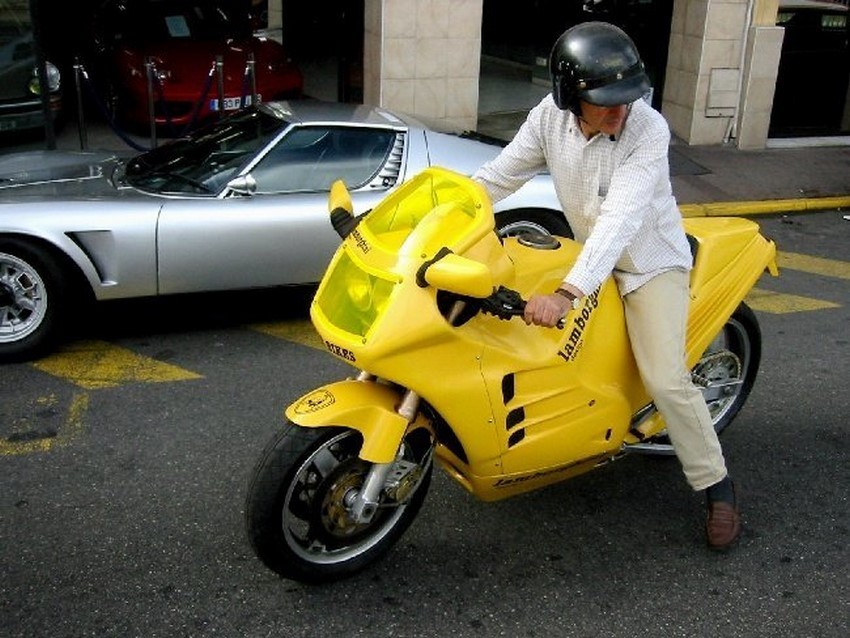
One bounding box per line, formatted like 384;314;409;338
479;286;525;320
480;286;565;329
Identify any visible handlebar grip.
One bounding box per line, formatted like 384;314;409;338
481;287;565;329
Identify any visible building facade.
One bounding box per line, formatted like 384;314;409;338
236;0;850;149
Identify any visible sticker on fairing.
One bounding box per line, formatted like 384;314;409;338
293;389;335;414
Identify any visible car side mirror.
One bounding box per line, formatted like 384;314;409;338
226;174;257;196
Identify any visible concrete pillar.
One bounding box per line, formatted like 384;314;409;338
662;0;782;148
267;0;282;30
363;0;483;132
736;25;784;149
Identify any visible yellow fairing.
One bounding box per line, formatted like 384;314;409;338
301;167;778;502
684;217;778;363
285;379;431;464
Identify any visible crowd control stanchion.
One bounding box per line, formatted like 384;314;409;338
78;66;149;153
177;60;217;137
215;55;225;120
243;54;257;108
144;57;158;148
73;58;88;150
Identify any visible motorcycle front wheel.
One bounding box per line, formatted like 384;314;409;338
245;423;433;584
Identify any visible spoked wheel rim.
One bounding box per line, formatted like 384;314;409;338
693;351;744;427
281;430;428;565
698;315;751;432
629;310;757;455
0;252;48;344
498;219;553;238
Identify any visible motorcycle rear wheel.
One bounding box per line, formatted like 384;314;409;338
632;302;762;455
245;423;433;584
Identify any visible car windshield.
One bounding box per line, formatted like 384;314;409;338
103;0;252;44
125;107;286;194
0;0;31;46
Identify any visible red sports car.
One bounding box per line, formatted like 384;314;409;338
93;0;303;131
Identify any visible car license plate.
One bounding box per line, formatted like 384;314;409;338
209;94;260;111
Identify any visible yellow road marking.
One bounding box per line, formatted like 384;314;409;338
0;392;89;456
746;287;841;314
778;252;850;280
250;320;325;350
32;340;202;389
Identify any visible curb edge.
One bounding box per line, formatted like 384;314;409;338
679;195;850;218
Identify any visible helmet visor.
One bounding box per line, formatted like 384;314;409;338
578;63;651;106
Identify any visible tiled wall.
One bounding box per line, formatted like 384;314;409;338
364;0;483;132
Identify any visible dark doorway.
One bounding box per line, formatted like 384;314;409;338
280;0;364;103
770;1;850;137
481;0;675;110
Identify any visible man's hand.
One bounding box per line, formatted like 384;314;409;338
523;293;571;327
523;284;585;327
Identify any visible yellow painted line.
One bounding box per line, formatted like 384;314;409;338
746;287;840;314
680;195;850;218
32;340;202;389
0;392;89;456
250;320;325;350
778;251;850;280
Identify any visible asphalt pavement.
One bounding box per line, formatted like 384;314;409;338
2;209;848;637
668;140;850;216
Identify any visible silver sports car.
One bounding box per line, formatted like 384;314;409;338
0;100;566;362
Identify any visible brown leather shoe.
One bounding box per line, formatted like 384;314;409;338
706;500;741;550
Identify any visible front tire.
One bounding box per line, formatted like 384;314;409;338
0;240;67;362
245;423;433;584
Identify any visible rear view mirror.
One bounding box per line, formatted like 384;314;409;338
417;250;494;298
329;179;358;238
328;179;353;215
226;174;257;196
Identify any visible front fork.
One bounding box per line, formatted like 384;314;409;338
346;299;469;525
347;371;423;525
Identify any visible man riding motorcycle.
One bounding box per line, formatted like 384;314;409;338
473;21;741;550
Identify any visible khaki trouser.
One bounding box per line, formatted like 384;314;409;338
622;269;728;490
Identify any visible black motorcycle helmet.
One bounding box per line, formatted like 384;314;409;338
549;21;651;115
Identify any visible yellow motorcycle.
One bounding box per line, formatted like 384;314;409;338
245;167;778;583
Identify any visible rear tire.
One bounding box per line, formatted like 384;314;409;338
631;302;762;455
696;302;761;435
245;423;433;584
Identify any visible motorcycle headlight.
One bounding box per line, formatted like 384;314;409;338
316;253;395;339
28;62;61;95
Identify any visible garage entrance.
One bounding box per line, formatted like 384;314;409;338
769;1;850;137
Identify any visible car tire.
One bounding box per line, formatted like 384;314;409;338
0;239;67;363
496;209;573;239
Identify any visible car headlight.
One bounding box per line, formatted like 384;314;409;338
154;65;172;83
28;62;61;95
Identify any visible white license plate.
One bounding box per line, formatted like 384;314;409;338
209;94;260;111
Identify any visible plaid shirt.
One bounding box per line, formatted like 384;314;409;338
474;95;692;296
